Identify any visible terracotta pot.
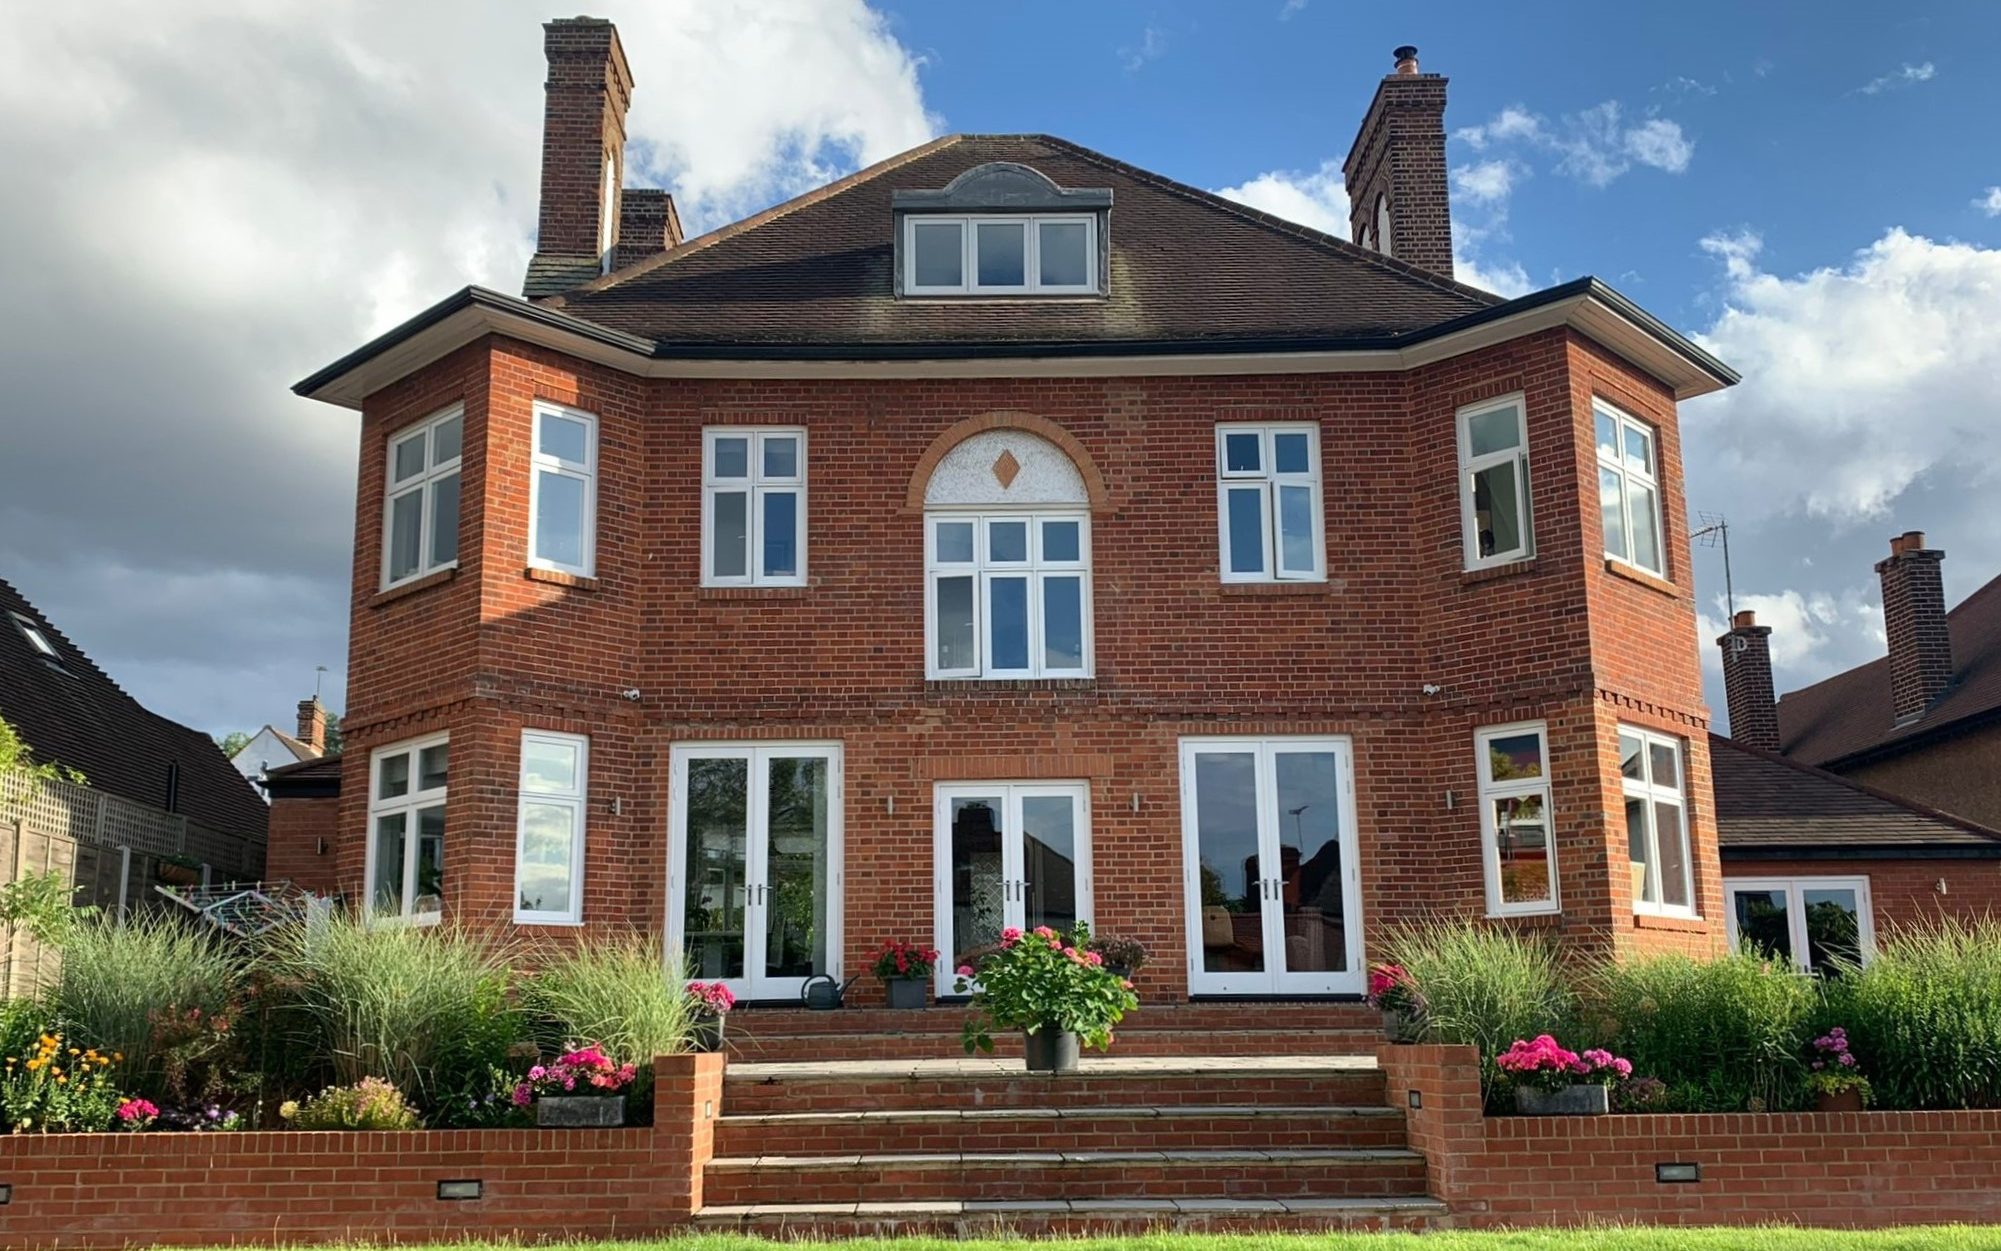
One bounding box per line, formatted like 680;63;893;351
1815;1087;1865;1113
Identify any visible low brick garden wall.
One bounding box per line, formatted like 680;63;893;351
0;1053;724;1249
1379;1043;2001;1229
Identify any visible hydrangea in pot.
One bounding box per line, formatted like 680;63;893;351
686;981;735;1053
513;1045;640;1128
873;940;939;1010
958;923;1138;1073
1807;1027;1871;1112
1366;963;1426;1043
1494;1035;1631;1116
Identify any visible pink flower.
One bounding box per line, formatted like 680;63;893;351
1000;927;1023;947
511;1083;533;1107
956;964;975;977
1033;926;1058;939
116;1098;159;1123
1086;950;1104;966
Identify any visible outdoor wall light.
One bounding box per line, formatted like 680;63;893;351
1407;1090;1422;1110
1656;1162;1701;1184
0;1183;13;1205
436;1179;483;1201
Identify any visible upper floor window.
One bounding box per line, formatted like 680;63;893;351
368;734;448;925
529;402;598;578
516;730;588;925
926;513;1092;679
1216;424;1323;582
905;215;1098;295
1596;400;1665;577
702;428;806;587
384;405;462;589
1622;726;1695;916
1475;723;1557;916
1458;395;1532;568
11;612;58;661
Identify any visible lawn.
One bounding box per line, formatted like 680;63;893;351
291;1231;2001;1251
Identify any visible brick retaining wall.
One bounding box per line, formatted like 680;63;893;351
1379;1043;2001;1228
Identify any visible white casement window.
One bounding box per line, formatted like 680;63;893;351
529;402;597;577
383;405;463;588
1596;400;1665;577
1725;877;1874;976
366;734;448;924
905;214;1098;295
1621;727;1696;916
926;513;1091;679
1475;722;1558;916
515;731;588;925
1458;395;1533;568
1216;424;1324;582
702;428;807;587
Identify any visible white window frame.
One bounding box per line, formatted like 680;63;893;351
1458;395;1534;569
1621;726;1697;917
381;404;463;590
11;613;57;660
931;781;1094;998
1595;399;1666;578
1724;876;1875;975
1475;722;1559;917
903;214;1099;295
515;730;588;925
701;427;808;587
528;401;598;578
1215;423;1325;583
925;511;1093;680
364;732;448;926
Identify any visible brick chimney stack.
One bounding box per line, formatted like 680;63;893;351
296;696;328;756
1342;44;1454;278
524;17;636;297
613;188;683;270
1717;610;1780;751
1876;530;1953;724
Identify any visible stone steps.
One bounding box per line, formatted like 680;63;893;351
692;1195;1451;1235
714;1103;1408;1156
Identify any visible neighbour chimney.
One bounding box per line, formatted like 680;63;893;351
1717;610;1780;751
1341;44;1454;278
524;17;635;297
297;696;328;756
1876;530;1953;723
613;187;683;270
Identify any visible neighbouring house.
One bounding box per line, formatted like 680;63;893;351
0;576;267;987
226;696;333;797
262;752;342;896
285;21;1739;1004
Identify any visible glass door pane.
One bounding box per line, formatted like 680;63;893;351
685;757;749;982
1190;752;1266;983
1271;750;1353;987
1730;887;1792;964
761;755;830;988
944;793;1008;990
1801;887;1861;974
1020;793;1080;934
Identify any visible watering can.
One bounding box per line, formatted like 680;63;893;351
800;973;860;1011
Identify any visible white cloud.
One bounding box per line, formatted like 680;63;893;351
1451;160;1515;206
1977;187;2001;217
1859;61;1936;95
1455;107;1544;150
1623;117;1695;174
1214;162;1351;236
1278;0;1308;18
1456;101;1692;188
1119;24;1167;73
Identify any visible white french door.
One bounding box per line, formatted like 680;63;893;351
933;782;1092;998
1179;737;1363;996
668;743;843;1002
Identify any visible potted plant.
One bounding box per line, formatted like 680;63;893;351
156;854;202;887
1807;1027;1871;1112
1366;963;1426;1043
1495;1035;1631;1115
958;923;1138;1073
510;1045;639;1128
686;980;734;1052
1086;934;1148;981
872;940;939;1010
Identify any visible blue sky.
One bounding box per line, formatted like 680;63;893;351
1;0;1997;738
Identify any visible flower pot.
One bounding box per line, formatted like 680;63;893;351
1023;1028;1081;1073
689;1015;727;1054
1514;1083;1610;1116
535;1094;625;1128
1382;1008;1426;1044
1815;1087;1865;1113
156;862;201;887
885;977;929;1010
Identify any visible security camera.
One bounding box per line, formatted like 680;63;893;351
621;688;642;701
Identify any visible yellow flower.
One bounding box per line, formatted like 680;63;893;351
112;1053;124;1063
67;1048;78;1056
54;1074;66;1085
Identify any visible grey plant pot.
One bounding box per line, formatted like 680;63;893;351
1514;1083;1610;1116
1023;1028;1081;1073
535;1094;626;1128
885;977;929;1010
1382;1008;1426;1044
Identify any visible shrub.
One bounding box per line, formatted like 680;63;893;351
1380;920;1572;1060
50;913;239;1091
1594;952;1815;1111
1085;934;1149;973
958;923;1138;1054
0;1032;123;1132
1820;916;2001;1109
280;1077;420;1130
523;933;695;1063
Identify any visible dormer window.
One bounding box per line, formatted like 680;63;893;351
893;162;1112;299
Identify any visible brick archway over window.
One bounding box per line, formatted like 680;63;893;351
904;412;1111;513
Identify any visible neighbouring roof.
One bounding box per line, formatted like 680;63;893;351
234;724;320;765
1777;571;2001;769
264;752;342;797
1710;733;2001;857
0;576;269;840
295;135;1736;405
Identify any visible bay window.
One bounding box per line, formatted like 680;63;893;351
1459;395;1532;568
1597;400;1665;576
1622;727;1695;915
367;734;447;924
383;406;462;588
529;402;597;577
516;731;588;925
1475;722;1557;915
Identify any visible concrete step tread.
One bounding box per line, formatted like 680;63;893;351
722;1103;1403;1125
697;1195;1448;1219
708;1147;1424;1169
726;1054;1379;1083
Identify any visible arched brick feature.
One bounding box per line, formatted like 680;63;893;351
903;411;1111;513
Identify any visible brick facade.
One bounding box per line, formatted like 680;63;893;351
264;793;339;895
1341;49;1453;277
317;315;1721;1001
1724;856;2001;935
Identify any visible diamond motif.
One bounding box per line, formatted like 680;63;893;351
992;449;1021;489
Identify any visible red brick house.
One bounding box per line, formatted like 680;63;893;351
288;21;1738;1004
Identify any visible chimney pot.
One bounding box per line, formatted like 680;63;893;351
1393;45;1420;74
1732;609;1757;630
